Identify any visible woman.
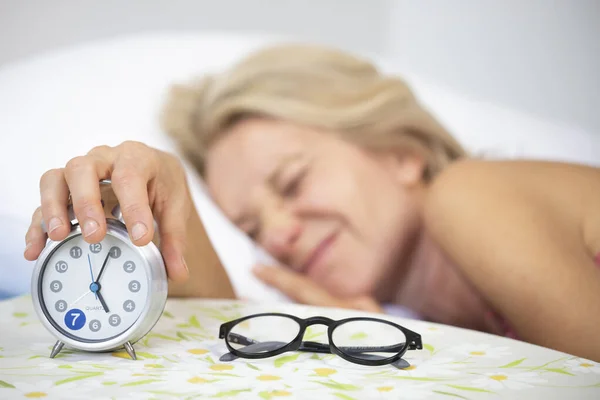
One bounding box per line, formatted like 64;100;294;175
23;44;600;362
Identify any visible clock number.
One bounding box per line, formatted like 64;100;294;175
128;280;141;293
50;280;63;293
89;319;101;332
70;246;82;259
64;308;86;330
89;243;102;254
109;246;122;259
55;261;68;273
109;314;121;327
55;300;67;312
123;261;136;273
123;300;136;313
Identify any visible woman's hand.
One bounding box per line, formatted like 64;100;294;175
252;264;383;313
24;141;192;283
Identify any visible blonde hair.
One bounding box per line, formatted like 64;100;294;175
160;43;467;180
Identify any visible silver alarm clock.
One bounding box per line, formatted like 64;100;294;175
31;180;168;360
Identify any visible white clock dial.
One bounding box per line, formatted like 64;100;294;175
39;232;149;342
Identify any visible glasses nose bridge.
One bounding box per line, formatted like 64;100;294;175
303;316;334;328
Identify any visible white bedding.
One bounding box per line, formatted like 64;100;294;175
0;31;598;303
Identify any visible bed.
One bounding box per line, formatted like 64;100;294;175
0;31;599;399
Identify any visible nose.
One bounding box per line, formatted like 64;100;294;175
260;207;302;262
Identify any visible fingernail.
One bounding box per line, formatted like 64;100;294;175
24;242;32;255
181;256;189;273
131;223;148;241
48;217;63;233
83;219;99;237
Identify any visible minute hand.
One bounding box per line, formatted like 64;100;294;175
96;252;111;282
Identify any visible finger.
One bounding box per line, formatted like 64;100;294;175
63;155;112;243
24;207;48;261
39;168;71;242
153;187;190;283
110;141;157;246
253;264;339;307
350;296;384;314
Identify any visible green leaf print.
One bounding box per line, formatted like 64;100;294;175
446;385;493;393
246;363;260;371
148;333;181;342
91;364;116;370
12;312;27;318
176;331;190;340
259;391;271;400
55;372;103;385
274;353;300;368
162;310;175;318
0;380;15;388
424;344;435;354
543;368;576;376
212;388;252;397
332;393;358;400
500;358;526;368
189;315;202;328
432;390;469;399
136;352;160;359
393;376;447;382
349;332;368;340
312;380;360;391
121;379;163;387
302;326;324;341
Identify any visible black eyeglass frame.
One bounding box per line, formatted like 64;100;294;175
218;312;423;367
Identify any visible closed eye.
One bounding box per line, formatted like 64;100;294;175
246;224;261;241
282;168;307;198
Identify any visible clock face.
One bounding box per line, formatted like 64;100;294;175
39;232;149;343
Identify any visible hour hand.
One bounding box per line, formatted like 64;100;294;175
96;291;110;313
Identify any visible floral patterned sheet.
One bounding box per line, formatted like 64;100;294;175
0;295;599;399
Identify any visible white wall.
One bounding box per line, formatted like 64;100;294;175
0;0;388;65
385;0;600;135
0;0;598;135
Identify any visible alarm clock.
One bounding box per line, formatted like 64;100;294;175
31;180;168;360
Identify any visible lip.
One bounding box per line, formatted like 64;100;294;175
300;230;339;277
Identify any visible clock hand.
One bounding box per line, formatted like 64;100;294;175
69;290;92;308
87;254;98;300
96;290;110;313
96;252;111;283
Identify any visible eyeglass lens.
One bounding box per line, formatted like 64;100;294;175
227;315;301;355
331;320;407;361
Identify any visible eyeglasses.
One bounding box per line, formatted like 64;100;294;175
218;313;422;369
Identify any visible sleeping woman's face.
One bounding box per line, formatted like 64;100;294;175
205;117;427;298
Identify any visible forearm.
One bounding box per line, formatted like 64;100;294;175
167;206;236;299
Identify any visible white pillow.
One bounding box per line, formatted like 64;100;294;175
0;31;598;303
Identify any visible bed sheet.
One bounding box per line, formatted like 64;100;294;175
0;295;598;399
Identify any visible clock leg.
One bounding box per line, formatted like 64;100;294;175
49;340;64;359
124;341;137;360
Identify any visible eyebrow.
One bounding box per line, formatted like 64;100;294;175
231;153;302;226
